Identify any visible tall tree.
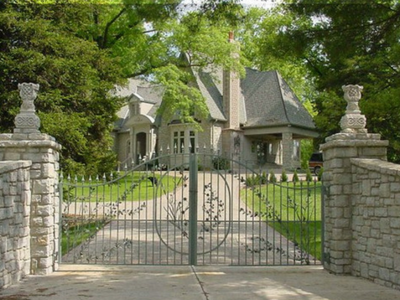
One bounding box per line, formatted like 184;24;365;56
0;0;245;174
240;1;400;161
0;1;128;174
271;1;400;162
236;6;318;165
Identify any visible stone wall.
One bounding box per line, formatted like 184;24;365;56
0;161;32;289
321;133;388;275
321;85;400;289
0;135;61;276
0;83;61;289
350;159;400;289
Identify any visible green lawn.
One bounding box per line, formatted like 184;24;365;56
242;181;323;261
61;218;107;256
62;171;180;203
61;171;183;256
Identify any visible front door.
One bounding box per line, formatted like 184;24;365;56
136;132;146;163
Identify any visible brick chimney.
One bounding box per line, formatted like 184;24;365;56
221;32;242;159
222;31;240;130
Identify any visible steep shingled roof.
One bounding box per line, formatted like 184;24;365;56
192;67;315;130
113;79;164;130
192;68;247;124
114;104;130;131
192;68;225;121
115;69;315;132
241;68;315;130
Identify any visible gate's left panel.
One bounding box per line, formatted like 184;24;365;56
60;161;189;265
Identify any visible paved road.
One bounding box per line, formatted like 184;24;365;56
1;265;398;300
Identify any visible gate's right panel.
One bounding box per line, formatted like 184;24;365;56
196;154;322;266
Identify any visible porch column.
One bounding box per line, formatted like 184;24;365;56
148;129;156;158
131;128;135;166
282;132;293;170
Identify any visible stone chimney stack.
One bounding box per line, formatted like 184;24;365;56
221;32;242;159
222;31;240;130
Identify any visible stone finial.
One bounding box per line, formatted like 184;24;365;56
14;83;41;133
343;85;363;113
340;85;367;133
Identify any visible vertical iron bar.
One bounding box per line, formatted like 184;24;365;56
189;153;198;265
130;172;135;264
321;180;325;266
272;180;276;265
258;170;262;266
286;181;289;265
102;175;106;263
300;180;304;265
201;156;205;265
292;181;297;265
58;174;63;264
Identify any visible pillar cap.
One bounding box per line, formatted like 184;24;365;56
320;133;389;151
326;132;381;142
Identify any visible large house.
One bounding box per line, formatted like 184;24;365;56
112;64;317;171
113;47;317;170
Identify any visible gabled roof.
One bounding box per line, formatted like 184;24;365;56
114;68;316;134
192;68;226;121
241;69;315;130
192;68;247;124
113;79;164;130
114;104;130;131
191;67;315;130
137;85;164;105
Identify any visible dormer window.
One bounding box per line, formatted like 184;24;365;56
130;102;141;116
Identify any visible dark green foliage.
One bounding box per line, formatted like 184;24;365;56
269;170;277;183
212;156;231;170
278;1;400;162
305;169;313;182
0;1;245;175
245;172;267;187
292;169;299;183
0;3;125;175
238;1;400;162
317;167;324;182
281;169;288;182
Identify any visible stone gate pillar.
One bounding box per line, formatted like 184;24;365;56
320;85;388;274
0;83;61;275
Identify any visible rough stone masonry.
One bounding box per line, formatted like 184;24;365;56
0;83;61;289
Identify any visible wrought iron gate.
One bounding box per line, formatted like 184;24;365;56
60;153;323;266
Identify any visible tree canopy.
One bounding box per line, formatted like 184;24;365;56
238;0;400;162
2;0;400;171
0;0;245;174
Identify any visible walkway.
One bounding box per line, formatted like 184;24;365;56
1;265;398;300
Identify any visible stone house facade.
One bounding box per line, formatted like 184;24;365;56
113;43;317;170
113;70;317;170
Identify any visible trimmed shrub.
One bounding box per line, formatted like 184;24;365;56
212;156;230;170
269;170;277;183
292;169;299;183
281;169;288;182
306;169;313;182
